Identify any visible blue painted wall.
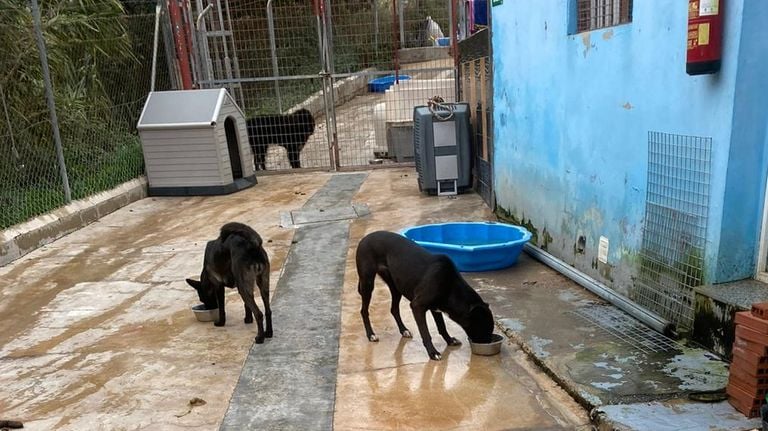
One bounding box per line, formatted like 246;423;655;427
716;1;768;280
491;0;768;294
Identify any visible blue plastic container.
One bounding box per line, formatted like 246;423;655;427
401;222;532;272
436;37;451;47
368;75;411;93
474;0;488;26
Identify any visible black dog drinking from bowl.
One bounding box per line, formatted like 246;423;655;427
355;231;495;360
186;222;272;343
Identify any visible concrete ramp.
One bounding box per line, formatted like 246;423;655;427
220;173;366;431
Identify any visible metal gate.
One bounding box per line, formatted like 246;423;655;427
174;0;458;172
457;26;492;208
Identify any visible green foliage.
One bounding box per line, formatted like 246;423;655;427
0;0;452;228
0;0;150;229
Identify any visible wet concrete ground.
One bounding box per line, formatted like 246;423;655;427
0;173;323;429
471;253;760;430
335;171;588;430
0;168;590;430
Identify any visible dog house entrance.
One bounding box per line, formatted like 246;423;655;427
225;117;243;179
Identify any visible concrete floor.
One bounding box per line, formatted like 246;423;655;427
0;168;590;430
336;171;588;430
469;255;760;430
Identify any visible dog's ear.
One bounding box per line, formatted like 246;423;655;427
186;278;202;290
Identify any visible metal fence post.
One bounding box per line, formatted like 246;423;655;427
151;0;162;92
29;0;72;203
266;0;283;112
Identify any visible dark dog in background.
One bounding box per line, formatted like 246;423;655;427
355;231;494;360
186;222;272;343
247;108;315;170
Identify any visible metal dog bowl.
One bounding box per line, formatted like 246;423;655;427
469;333;504;356
191;304;218;322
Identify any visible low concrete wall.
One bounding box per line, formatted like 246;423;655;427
0;177;148;266
285;68;376;118
398;46;452;64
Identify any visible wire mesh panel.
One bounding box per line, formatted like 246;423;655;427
191;0;458;171
0;3;65;229
56;0;173;201
0;0;169;230
330;0;456;168
571;304;681;354
632;132;712;332
196;0;330;172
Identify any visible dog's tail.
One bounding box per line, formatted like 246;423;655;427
220;222;263;248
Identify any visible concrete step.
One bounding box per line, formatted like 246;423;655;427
693;279;768;358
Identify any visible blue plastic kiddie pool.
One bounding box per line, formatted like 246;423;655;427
367;74;411;92
400;222;532;272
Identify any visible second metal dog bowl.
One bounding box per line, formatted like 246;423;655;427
191;304;218;322
469;333;504;356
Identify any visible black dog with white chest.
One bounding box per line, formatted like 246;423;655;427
247;108;315;170
186;222;272;343
356;231;494;360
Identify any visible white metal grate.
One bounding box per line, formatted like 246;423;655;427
632;132;712;332
572;304;681;354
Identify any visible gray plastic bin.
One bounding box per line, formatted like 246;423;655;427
413;103;471;195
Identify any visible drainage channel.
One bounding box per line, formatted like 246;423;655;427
220;173;367;430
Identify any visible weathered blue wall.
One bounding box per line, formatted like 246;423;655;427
715;1;768;281
491;0;768;293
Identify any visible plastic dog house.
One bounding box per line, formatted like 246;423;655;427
137;89;256;196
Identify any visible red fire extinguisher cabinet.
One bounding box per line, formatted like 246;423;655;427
687;0;723;75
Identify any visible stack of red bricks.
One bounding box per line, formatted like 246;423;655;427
728;302;768;418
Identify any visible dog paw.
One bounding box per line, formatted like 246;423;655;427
214;320;226;327
244;317;254;324
401;329;413;338
265;330;273;338
368;334;379;342
447;337;462;346
429;352;442;361
255;335;265;344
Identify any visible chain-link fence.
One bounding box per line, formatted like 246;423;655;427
0;0;171;230
329;0;455;169
192;0;456;172
1;0;460;228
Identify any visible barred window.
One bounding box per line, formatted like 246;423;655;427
576;0;633;33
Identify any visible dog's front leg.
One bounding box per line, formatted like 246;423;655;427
214;285;226;327
431;311;461;346
411;303;441;360
287;147;301;169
